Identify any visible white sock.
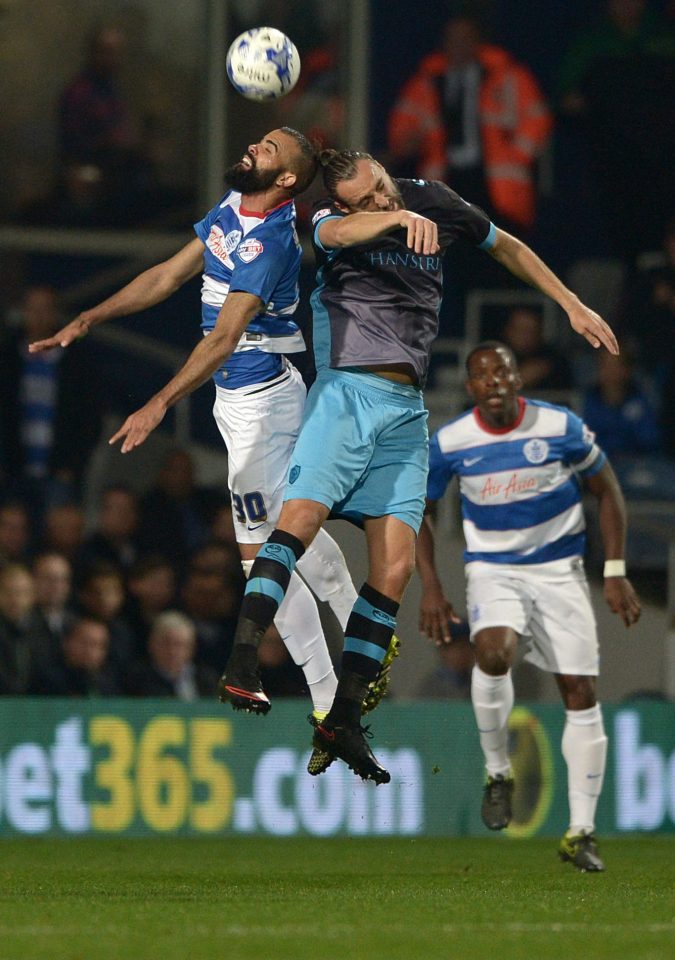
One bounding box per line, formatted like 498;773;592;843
241;560;337;714
471;665;514;778
562;703;607;836
296;527;358;631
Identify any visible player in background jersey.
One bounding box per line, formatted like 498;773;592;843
417;342;641;871
219;149;620;786
28;127;361;721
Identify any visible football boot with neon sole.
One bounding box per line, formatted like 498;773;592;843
362;633;402;714
558;833;605;872
306;712;333;775
480;774;514;830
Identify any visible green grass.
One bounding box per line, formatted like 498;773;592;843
0;836;672;960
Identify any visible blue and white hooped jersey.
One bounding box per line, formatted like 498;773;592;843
427;397;607;565
194;191;305;389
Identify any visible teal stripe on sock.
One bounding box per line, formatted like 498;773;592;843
246;577;286;606
344;636;387;663
353;596;396;629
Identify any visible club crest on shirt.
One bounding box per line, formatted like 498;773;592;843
237;238;264;263
206;226;241;265
582;424;596;446
288;464;301;484
523;438;549;464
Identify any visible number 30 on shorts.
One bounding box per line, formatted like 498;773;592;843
232;491;268;527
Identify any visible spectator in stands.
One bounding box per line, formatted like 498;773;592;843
0;285;103;511
124;554;176;654
78;484;140;575
387;12;552;232
76;561;137;667
40;502;86;565
188;540;243;584
582;350;662;458
557;0;675;259
137;449;213;569
125;610;218;699
619;217;675;385
500;305;573;391
0;564;45;694
208;501;238;549
57;25;155;225
28;616;121;697
416;628;474;700
0;501;32;565
30;551;76;656
179;568;240;674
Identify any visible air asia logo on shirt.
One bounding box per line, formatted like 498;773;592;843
207;226;241;265
237;238;264;263
523;438;549;464
312;208;332;225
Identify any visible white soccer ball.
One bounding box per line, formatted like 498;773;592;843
226;27;300;101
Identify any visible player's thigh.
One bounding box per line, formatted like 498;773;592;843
284;376;376;510
213;375;305;542
338;405;429;533
526;577;600;675
465;562;531;639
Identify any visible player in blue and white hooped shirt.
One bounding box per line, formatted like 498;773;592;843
417;341;642;871
29;128;359;718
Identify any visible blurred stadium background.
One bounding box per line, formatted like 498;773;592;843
0;0;673;864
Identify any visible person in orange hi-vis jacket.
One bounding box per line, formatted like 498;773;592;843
388;14;553;231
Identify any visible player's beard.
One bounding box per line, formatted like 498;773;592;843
224;160;280;194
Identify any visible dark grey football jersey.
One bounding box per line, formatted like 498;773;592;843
310;179;494;386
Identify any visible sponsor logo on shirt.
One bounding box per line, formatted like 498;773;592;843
206;226;241;265
367;251;441;271
312;208;332;225
237;238;264;263
479;473;537;501
523;438;549;464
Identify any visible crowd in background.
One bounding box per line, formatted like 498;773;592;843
0;1;673;699
0;447;313;701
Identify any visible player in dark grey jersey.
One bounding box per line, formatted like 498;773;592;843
219;149;619;784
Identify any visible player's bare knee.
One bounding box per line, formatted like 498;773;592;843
474;630;515;675
476;647;510;676
559;674;596;710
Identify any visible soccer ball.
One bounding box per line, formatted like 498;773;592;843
226;27;300;101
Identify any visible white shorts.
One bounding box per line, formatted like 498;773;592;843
465;559;600;676
212;360;306;544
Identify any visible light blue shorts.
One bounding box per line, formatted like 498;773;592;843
283;369;429;532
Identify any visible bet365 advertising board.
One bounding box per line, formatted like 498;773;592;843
0;699;672;837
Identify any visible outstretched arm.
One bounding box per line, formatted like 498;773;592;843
584;462;641;627
109;290;263;453
416;501;462;644
488;228;619;355
29;238;206;351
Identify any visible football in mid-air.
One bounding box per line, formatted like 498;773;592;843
226;27;300;101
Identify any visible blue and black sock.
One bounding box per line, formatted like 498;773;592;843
326;583;398;727
233;529;305;651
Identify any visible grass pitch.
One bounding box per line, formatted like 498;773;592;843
0;836;672;960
